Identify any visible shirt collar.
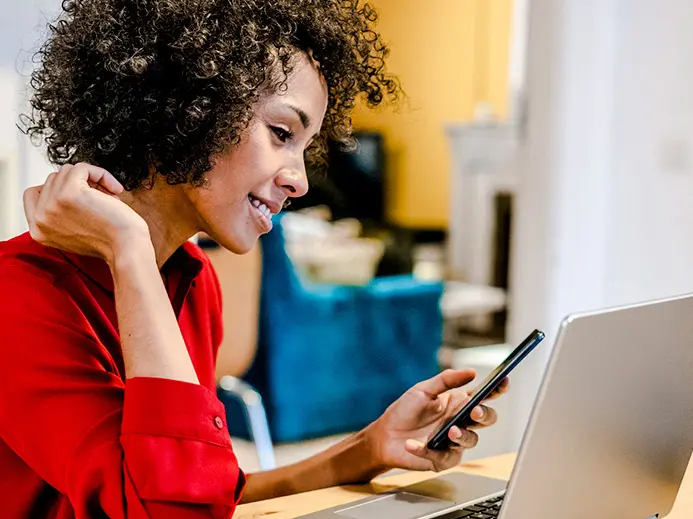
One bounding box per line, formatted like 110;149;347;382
59;240;205;295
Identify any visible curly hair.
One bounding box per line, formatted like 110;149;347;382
22;0;399;190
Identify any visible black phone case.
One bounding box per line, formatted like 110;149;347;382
426;329;545;451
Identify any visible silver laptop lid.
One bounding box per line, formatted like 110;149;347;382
501;293;693;519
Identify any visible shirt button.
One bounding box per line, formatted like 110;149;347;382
214;416;224;430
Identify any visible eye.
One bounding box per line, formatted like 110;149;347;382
270;126;293;143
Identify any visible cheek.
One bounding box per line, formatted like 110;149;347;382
204;179;248;219
184;174;244;227
204;156;257;207
225;136;279;188
191;126;280;222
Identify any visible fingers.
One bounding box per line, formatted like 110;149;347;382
62;162;124;195
41;171;59;201
404;434;474;472
38;171;62;218
467;404;498;429
415;369;476;399
447;425;480;448
482;377;511;403
23;186;41;238
24;163;120;241
88;179;116;195
440;376;510;418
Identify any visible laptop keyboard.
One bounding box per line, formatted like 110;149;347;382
447;492;505;518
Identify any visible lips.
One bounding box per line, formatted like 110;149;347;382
248;194;283;216
248;194;279;233
248;194;272;219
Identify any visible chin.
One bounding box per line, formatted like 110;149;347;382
206;228;260;255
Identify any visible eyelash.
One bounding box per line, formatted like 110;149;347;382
270;126;293;143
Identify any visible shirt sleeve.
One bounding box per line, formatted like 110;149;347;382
0;265;245;519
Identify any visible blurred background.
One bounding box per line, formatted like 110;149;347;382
3;0;693;473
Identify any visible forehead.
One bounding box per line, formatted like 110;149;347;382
261;54;328;125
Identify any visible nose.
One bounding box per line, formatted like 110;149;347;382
276;162;309;198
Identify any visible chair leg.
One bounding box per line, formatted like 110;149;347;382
219;375;277;471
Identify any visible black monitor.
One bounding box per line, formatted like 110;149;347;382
289;131;386;223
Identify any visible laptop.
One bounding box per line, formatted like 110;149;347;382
300;293;693;519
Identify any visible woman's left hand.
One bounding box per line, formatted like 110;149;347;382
365;369;508;473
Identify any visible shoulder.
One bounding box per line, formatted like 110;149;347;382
0;234;102;355
0;232;80;292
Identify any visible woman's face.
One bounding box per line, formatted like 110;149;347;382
186;54;328;254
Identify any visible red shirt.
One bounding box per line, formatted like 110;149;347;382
0;233;246;518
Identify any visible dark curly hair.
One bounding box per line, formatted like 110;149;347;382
22;0;399;190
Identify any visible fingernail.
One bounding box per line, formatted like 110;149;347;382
474;406;484;419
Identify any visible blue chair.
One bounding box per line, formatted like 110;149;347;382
222;217;444;443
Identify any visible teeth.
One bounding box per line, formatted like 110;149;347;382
249;195;273;220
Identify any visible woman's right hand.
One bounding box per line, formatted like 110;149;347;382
23;162;151;264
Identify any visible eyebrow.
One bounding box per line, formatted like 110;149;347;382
285;103;320;142
286;104;311;130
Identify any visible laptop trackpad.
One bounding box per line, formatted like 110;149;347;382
335;492;453;519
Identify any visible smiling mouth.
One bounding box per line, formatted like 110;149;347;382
248;194;273;224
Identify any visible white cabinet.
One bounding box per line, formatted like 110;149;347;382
446;122;518;286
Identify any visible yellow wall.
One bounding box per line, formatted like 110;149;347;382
352;0;513;229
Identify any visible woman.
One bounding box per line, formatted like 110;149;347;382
0;1;508;518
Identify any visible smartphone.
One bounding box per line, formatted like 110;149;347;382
426;329;546;451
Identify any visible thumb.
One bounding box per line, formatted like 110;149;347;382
414;369;476;398
404;440;436;471
23;186;41;227
405;439;427;455
404;439;458;472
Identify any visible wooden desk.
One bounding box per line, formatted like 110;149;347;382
236;453;693;519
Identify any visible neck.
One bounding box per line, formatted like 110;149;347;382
118;179;199;269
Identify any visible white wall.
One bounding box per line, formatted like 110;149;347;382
605;1;693;304
0;0;58;68
508;0;528;120
0;0;59;238
506;0;693;449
